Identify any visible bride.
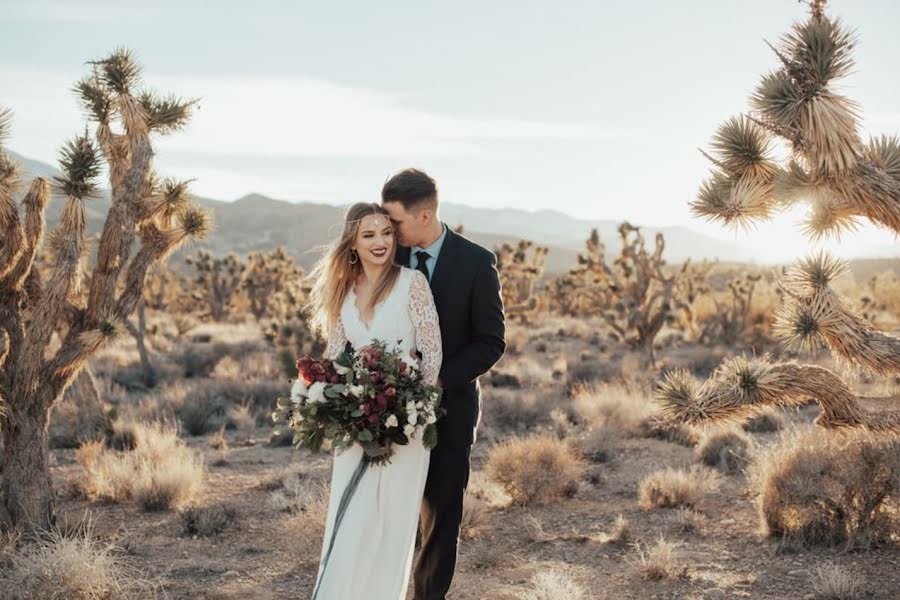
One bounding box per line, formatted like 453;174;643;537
304;202;442;599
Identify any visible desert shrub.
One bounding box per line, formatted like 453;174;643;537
749;428;900;548
76;421;204;511
810;563;864;600
0;518;148;599
485;435;586;506
638;466;720;509
573;383;655;433
634;535;684;580
742;407;786;433
179;504;237;537
49;372;113;449
516;569;589;600
695;428;754;474
481;388;554;432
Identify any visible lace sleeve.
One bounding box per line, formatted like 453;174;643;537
325;317;348;360
408;270;443;386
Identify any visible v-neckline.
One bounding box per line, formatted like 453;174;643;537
349;279;396;331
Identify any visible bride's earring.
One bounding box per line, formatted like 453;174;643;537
349;249;359;265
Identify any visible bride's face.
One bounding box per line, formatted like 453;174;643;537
353;213;395;268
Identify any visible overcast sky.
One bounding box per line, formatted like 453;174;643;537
2;0;898;262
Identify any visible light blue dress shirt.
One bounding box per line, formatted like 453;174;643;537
408;223;447;281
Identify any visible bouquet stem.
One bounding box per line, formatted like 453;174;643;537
362;440;394;465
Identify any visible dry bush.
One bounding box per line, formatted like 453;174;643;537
460;491;489;540
638;466;721;509
577;425;618;464
481;387;555;433
151;378;282;436
76;421;204;511
467;471;513;508
742;407;786;433
574;383;698;446
49;379;113;450
179;504;237;537
748;428;900;548
673;507;707;536
811;563;864;600
516;569;589;600
695;428;754;474
634;535;685;580
573;383;656;433
505;327;530;355
0;518;150;599
608;514;631;545
230;401;257;434
485;435;587;506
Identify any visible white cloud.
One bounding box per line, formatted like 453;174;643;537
0;66;623;164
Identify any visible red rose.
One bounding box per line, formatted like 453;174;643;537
367;414;380;424
384;386;396;398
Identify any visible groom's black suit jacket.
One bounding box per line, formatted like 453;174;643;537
398;225;506;447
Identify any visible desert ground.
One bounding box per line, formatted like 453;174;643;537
3;286;898;599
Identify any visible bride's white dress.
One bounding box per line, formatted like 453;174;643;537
312;267;442;600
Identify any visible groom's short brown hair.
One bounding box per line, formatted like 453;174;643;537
381;168;438;212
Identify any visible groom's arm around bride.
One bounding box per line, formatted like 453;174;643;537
382;168;506;600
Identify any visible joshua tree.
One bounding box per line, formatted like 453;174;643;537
186;249;246;321
264;274;323;377
0;49;209;532
553;223;697;365
658;1;900;433
494;239;548;322
242;246;304;321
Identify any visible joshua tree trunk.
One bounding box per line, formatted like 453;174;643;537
1;397;53;530
125;299;157;388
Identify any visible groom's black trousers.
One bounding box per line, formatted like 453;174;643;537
413;437;472;600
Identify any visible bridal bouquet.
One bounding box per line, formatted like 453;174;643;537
271;340;443;464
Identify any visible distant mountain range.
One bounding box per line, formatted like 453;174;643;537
7;150;897;277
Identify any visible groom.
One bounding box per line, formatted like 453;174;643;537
382;169;506;600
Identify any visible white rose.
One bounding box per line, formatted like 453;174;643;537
404;424;416;437
307;381;327;404
385;414;399;428
426;413;436;424
407;411;418;425
416;401;423;409
290;379;308;403
406;401;416;412
430;391;440;403
350;384;365;398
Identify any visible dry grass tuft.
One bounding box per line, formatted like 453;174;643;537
485;435;587;506
810;563;864;599
634;535;685;580
639;466;721;509
0;517;152;599
695;428;754;474
76;420;204;511
516;568;589;600
179;504;238;537
608;514;631;545
573;383;656;434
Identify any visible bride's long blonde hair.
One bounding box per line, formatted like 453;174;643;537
306;202;401;336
